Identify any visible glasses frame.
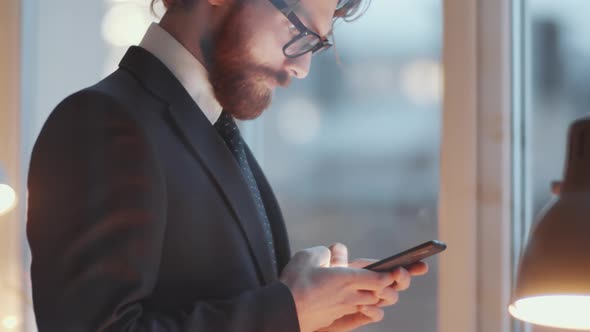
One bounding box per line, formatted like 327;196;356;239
269;0;333;58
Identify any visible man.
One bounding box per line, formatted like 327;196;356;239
26;0;428;331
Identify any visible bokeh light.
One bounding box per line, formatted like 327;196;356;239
400;59;443;106
2;316;19;330
276;97;322;145
102;2;153;47
0;184;17;216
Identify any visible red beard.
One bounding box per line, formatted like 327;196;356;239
202;2;290;120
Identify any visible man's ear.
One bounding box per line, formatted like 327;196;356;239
207;0;227;6
162;0;185;8
162;0;176;7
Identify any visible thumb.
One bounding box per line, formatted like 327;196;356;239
329;243;349;267
293;246;332;268
348;258;378;269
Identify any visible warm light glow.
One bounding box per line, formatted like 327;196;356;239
0;184;17;216
509;295;590;330
2;316;19;329
400;59;443;106
102;2;153;47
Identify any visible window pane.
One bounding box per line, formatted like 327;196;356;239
244;1;442;331
523;1;590;331
526;0;590;222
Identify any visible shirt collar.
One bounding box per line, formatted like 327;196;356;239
139;23;222;124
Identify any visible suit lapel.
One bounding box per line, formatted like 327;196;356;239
119;46;276;284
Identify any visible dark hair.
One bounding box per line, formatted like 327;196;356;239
150;0;370;21
334;0;371;22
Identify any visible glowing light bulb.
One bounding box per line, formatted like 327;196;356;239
0;184;17;215
509;295;590;330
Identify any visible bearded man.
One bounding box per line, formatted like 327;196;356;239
26;0;428;331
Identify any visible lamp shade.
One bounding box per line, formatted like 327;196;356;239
0;165;17;216
509;117;590;330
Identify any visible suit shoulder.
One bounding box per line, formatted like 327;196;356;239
46;87;131;129
46;67;163;129
36;81;146;151
29;84;157;176
91;68;166;113
33;69;166;162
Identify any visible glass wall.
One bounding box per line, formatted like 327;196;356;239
245;1;443;331
519;1;590;331
525;0;590;228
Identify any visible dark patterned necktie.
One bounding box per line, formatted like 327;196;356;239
214;111;278;274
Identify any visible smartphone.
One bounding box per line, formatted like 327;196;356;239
363;240;447;272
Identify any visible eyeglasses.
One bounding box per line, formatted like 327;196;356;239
269;0;333;59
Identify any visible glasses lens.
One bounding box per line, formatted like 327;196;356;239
285;34;320;57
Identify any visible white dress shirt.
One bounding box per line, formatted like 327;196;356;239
139;23;222;124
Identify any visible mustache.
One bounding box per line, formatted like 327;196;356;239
244;64;291;88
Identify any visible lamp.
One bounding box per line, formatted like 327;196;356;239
0;165;17;216
509;116;590;330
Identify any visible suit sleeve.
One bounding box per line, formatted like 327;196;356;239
26;90;300;332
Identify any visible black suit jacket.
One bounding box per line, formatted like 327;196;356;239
26;46;300;332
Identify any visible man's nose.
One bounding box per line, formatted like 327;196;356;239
285;52;313;79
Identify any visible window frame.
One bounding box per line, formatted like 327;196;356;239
439;1;515;332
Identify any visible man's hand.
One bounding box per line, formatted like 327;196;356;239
348;258;429;293
280;246;400;332
317;305;385;332
315;243;429;332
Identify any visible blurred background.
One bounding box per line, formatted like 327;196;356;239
0;0;589;331
523;0;590;330
525;0;590;237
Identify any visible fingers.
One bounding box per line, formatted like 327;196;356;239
329;243;349;267
347;290;381;307
344;261;428;292
391;267;411;291
317;307;384;332
344;268;396;292
293;246;332;268
376;287;400;307
317;313;373;332
407;261;429;276
336;264;420;298
359;305;385;322
348;258;378;269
